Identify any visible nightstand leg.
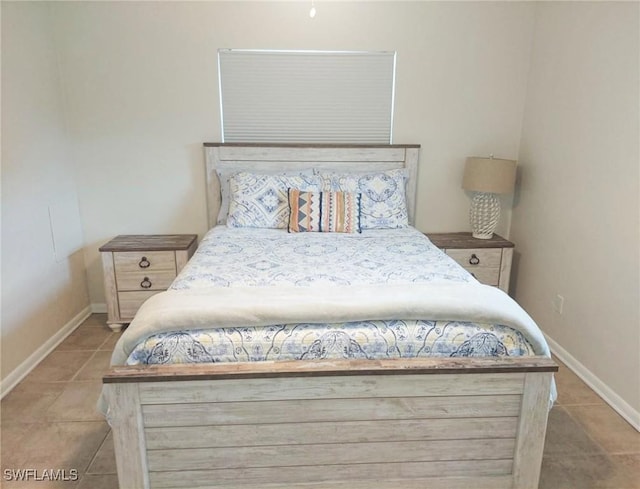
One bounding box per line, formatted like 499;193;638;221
108;323;124;333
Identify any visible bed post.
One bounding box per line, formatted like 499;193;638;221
108;382;150;489
205;145;222;229
404;146;420;226
512;371;553;488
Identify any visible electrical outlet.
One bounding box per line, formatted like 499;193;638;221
552;294;564;314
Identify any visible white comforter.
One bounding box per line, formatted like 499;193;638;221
110;281;551;368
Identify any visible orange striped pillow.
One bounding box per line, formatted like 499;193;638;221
288;189;361;233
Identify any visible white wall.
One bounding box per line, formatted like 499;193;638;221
49;1;536;304
512;2;640;421
1;2;90;384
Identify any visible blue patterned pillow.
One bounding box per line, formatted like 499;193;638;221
319;169;408;229
227;172;322;229
216;169;316;225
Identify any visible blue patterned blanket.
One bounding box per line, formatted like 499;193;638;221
108;227;551;368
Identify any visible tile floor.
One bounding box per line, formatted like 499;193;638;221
1;313;638;488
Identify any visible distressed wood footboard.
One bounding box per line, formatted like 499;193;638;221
104;357;557;489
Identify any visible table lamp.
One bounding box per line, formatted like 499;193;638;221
462;155;517;239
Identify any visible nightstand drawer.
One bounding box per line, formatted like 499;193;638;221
463;267;500;286
426;232;514;294
446;248;502;268
116;270;176;292
118;291;162;319
114;251;176;274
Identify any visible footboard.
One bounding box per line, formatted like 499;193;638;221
104;357;557;489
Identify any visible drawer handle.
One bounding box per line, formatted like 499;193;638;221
140;277;152;289
469;254;480;265
139;256;151;268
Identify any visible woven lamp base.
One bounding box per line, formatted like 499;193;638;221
469;192;500;239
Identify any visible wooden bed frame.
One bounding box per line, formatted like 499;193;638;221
104;143;557;489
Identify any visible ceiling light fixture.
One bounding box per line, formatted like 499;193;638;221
309;0;317;18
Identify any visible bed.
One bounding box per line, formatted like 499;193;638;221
102;143;557;489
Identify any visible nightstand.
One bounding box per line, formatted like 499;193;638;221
99;234;197;332
426;232;514;293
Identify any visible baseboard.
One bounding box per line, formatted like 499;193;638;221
0;305;92;399
545;333;640;432
91;303;107;313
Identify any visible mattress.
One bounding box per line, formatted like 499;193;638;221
125;226;536;365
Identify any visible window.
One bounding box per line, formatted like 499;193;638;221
218;49;396;143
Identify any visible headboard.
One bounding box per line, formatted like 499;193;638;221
203;143;421;229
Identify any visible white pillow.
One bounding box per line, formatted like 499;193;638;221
318;169;408;229
227;172;323;229
216;169;315;224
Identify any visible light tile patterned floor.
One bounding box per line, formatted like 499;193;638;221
1;314;638;488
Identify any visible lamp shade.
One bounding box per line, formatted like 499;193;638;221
462;157;517;194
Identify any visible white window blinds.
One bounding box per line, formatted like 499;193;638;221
218;50;396;143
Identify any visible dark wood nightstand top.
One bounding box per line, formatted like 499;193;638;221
425;232;514;249
99;234;198;252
